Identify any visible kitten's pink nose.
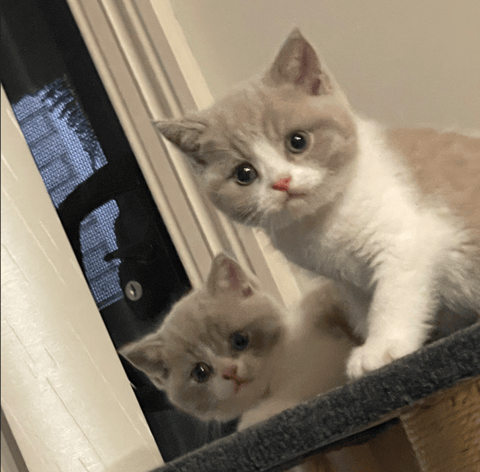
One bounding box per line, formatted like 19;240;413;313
222;365;238;380
272;176;291;192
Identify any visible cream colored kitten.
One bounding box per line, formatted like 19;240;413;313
122;254;355;472
121;254;355;424
155;29;480;378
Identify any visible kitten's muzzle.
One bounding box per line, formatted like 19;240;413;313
272;177;306;200
222;365;250;393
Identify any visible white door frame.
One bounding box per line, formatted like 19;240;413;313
65;0;305;304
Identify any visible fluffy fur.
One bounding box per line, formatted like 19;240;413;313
122;254;356;471
155;29;480;377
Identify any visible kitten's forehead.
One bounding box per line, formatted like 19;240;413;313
204;79;316;141
201;79;353;153
160;293;231;358
161;290;282;360
206;83;272;142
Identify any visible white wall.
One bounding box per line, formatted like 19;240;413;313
170;0;479;130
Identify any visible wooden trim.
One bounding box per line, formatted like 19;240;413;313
400;376;480;472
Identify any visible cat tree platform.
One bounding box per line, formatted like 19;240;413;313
149;321;480;472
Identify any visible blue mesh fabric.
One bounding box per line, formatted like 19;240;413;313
12;80;123;309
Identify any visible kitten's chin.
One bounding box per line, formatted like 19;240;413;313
264;197;319;230
285;195;313;218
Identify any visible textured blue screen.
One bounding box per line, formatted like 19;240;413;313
12;79;123;309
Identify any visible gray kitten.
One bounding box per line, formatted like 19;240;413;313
121;254;355;426
122;254;356;471
155;29;480;378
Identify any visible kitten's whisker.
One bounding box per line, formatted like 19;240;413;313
245;208;264;226
237;203;260;226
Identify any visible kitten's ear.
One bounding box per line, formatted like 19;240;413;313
120;334;169;385
207;254;259;298
266;28;331;96
154;118;207;166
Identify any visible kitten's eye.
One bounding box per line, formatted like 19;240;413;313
286;131;310;154
191;362;212;383
234;163;258;186
230;332;249;351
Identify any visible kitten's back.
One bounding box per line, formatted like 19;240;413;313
388;128;480;243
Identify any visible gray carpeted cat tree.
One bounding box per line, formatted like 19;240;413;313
149;322;480;472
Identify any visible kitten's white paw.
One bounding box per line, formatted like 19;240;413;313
346;339;419;379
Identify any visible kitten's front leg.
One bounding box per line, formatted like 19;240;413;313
346;269;437;379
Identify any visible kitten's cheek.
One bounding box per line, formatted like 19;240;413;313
281;195;310;218
264;194;290;213
212;377;234;400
